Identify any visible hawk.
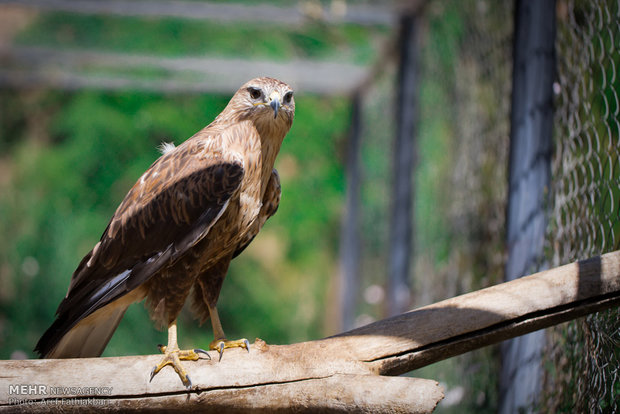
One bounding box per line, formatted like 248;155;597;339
35;77;295;387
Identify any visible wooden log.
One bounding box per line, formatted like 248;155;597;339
1;250;619;412
337;250;620;375
0;373;442;413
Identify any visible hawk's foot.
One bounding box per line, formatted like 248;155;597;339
209;338;250;361
149;344;210;389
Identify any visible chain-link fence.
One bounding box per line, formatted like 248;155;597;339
543;0;620;412
355;0;618;412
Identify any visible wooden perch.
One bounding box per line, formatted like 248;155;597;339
1;250;619;413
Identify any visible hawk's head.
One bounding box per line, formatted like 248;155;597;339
224;77;295;131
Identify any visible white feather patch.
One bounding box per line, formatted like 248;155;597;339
158;141;176;155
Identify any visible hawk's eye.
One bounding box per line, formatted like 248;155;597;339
248;87;262;100
283;91;293;104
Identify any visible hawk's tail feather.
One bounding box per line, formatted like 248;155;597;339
36;301;129;359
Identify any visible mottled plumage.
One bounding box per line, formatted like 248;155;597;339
35;77;295;380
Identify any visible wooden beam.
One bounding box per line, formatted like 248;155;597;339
1;250;619;412
0;47;368;95
0;0;395;26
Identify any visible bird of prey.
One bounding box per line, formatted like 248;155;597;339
35;77;295;387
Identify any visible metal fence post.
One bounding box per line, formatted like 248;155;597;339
339;93;363;331
388;13;419;317
501;0;556;412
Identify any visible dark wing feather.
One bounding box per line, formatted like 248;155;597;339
35;138;244;357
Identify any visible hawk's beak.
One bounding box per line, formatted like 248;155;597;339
269;91;281;119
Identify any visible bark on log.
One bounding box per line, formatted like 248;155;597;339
1;250;619;412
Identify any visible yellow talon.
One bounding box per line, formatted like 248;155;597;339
209;338;250;361
149;321;210;389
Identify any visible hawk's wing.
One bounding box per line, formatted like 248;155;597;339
35;131;245;357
